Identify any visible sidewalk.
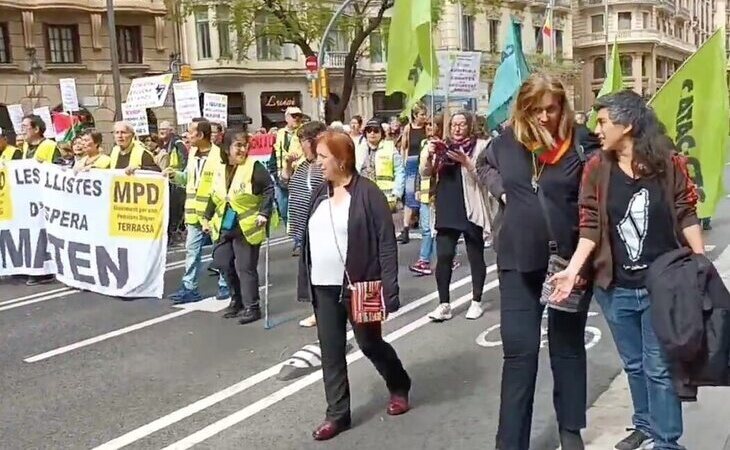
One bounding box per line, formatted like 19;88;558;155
581;245;730;450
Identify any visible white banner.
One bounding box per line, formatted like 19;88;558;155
126;74;173;109
59;78;80;112
122;103;150;136
203;93;228;126
435;51;482;98
0;160;168;298
32;106;56;139
173;81;201;126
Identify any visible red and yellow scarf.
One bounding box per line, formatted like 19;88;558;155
528;134;572;165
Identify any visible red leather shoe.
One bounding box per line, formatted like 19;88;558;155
312;420;349;441
387;394;410;416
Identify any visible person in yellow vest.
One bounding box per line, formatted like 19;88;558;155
109;121;159;174
73;129;110;173
163;118;230;304
267;106;303;228
0;128;23;160
355;117;404;210
200;131;275;324
158;120;189;244
21;114;61;165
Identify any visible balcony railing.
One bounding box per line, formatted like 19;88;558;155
531;0;571;7
324;51;348;69
576;29;696;54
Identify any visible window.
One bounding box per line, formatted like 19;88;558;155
620;54;633;76
534;27;543;54
369;18;389;63
555;30;563;59
372;91;405;116
226;92;246;126
255;15;281;60
0;23;10;63
217;6;232;59
195;8;212;59
591;14;604;33
116;26;142;64
593;57;605;79
618;12;632;30
642;54;650;77
488;19;500;53
325;28;350;53
642;12;650;29
462;15;475;51
45;25;79;64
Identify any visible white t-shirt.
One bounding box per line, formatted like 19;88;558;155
308;195;351;286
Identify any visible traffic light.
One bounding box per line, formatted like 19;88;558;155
309;78;319;98
318;68;329;98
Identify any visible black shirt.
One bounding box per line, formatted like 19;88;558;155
112;148;160;172
607;163;678;288
408;127;426;157
483;128;588;272
434;164;469;232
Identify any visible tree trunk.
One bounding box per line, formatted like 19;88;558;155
332;57;358;121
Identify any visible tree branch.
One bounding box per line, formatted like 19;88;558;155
263;0;316;56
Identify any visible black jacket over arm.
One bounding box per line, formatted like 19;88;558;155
297;174;400;313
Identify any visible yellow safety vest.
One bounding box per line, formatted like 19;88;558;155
274;127;303;171
110;140;153;169
0;145;22;160
419;141;431;204
373;140;397;204
183;144;222;226
79;154;111;169
209;157;279;245
23;139;56;163
170;149;181;170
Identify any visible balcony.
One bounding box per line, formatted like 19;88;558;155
530;0;571;9
579;0;666;8
657;0;676;12
574;29;696;54
324;51;348;69
677;5;691;19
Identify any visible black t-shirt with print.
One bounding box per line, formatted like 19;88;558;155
607;163;678;288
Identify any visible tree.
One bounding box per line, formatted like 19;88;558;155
174;0;499;121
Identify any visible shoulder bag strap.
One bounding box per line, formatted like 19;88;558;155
326;187;354;288
535;183;560;256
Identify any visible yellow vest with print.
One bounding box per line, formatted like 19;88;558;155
0;145;22;160
110;140;153;169
79;154;111;169
23;139;56;164
419;140;431;204
274;127;303;171
183;144;222;226
209;158;278;245
373;140;397;204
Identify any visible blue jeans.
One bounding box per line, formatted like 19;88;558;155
182;224;228;292
594;287;683;450
418;203;435;262
275;184;289;225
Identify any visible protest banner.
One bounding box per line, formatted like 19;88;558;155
126;74;173;109
649;29;729;218
59;78;80;112
0;160;168;298
122;103;150;136
249;134;276;162
173;81;201;126
203;93;228;126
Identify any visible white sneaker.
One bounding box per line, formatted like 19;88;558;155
298;314;317;328
428;303;453;322
465;301;485;320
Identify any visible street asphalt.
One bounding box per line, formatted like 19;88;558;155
10;179;730;450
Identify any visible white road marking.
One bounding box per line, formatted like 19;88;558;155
162;279;501;450
705;245;716;252
92;268;496;450
0;287;72;306
0;289;81;312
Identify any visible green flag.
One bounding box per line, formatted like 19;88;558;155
586;40;623;130
649;28;729;218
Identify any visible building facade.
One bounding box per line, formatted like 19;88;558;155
572;0;719;111
181;1;577;130
0;0;176;141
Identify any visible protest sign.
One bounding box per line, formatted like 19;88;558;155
0;160;168;298
126;74;173;109
203;93;228;126
7;104;25;135
122;103;150;136
435;51;482;98
59;78;80;112
32;107;56;139
173;81;201;126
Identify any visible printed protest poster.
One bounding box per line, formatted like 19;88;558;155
173;81;201;125
434;51;482;98
126;73;173;109
0;160;168;298
121;103;150;136
7;104;25;135
59;78;80;112
203;93;228;126
249;134;276;162
32;107;56;139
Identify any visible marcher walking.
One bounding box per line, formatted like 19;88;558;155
397;103;429;244
550;90;704;450
202;131;275;325
297;131;411;441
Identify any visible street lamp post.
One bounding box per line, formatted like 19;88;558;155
106;0;123;120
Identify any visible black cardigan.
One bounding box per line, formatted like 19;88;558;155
297;174;400;312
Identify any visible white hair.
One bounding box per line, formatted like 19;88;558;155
329;121;344;131
114;121;135;134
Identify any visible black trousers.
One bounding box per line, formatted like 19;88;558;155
212;233;260;309
496;270;588;450
168;185;186;236
435;223;486;304
313;285;411;424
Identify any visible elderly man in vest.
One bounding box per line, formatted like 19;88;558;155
355;117;405;209
266;107;303;230
0;128;22;160
110;121;159;173
159;120;188;244
164;118;230;303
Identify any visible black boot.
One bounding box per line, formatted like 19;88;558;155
222;301;243;319
559;428;584;450
397;227;410;244
238;307;262;325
